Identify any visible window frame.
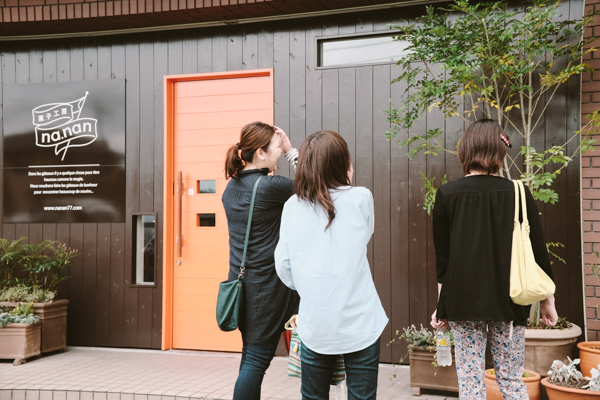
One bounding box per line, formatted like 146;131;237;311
315;30;406;70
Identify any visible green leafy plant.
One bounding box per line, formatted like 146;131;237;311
385;0;600;328
390;324;454;369
0;302;40;328
392;324;437;350
386;0;599;204
0;238;78;303
21;240;77;293
0;237;28;289
0;285;56;303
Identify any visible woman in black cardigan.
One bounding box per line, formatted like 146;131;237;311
430;119;558;400
222;122;299;400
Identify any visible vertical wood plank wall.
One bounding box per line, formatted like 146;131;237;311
0;3;584;362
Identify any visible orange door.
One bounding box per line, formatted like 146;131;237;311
164;70;274;351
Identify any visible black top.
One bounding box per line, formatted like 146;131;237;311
433;175;554;326
222;168;300;344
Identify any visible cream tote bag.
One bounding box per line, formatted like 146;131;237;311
510;180;555;306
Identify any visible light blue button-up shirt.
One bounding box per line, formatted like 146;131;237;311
275;186;388;354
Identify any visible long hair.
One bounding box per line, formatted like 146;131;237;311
224;122;275;179
458;119;509;175
295;130;352;230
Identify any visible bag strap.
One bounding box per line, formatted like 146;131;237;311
513;180;519;223
512;180;529;225
239;174;263;279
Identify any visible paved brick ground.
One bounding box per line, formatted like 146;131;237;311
0;347;457;400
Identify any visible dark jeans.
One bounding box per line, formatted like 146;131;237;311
232;334;280;400
301;338;380;400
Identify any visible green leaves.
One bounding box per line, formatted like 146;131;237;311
0;239;78;299
420;173;448;215
387;0;600;205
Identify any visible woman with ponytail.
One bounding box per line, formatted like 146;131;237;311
275;131;388;400
222;121;299;400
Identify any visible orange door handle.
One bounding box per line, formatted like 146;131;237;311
176;170;182;258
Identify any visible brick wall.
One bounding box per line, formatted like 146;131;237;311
582;0;600;341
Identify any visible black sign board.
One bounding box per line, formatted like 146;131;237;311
2;80;126;223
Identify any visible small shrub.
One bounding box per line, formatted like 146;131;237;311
548;358;588;390
0;238;77;303
583;366;600;391
393;324;436;350
0;285;55;303
0;302;40;328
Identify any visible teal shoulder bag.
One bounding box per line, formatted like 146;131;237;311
216;175;263;332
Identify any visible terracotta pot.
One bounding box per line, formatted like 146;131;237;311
578;342;600;378
408;344;459;396
541;377;600;399
0;322;41;366
525;324;582;376
0;300;68;353
484;369;541;400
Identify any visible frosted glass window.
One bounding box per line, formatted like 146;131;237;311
319;34;410;67
134;215;155;285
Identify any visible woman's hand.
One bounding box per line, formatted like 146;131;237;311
431;309;448;329
274;126;293;154
541;295;558;327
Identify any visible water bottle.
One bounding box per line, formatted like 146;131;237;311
436;329;452;367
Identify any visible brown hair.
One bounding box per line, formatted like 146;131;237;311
458;119;509;175
224;122;275;179
295;130;352;230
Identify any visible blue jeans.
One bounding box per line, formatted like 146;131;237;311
301;338;380;400
232;335;280;400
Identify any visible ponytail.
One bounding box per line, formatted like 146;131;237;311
224;122;275;179
225;145;244;180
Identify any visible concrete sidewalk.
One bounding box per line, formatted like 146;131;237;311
0;347;457;400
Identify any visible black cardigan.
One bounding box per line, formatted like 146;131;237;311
432;175;554;326
222;168;300;344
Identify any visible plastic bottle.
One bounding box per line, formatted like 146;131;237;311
436;329;452;367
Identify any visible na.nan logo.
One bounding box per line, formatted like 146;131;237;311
32;92;98;161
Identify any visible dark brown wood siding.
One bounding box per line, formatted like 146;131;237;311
0;2;584;362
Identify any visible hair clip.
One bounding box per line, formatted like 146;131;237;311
500;134;511;148
236;143;241;150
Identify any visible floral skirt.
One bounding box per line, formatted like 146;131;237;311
449;321;529;400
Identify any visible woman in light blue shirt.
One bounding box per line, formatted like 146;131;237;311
275;130;388;400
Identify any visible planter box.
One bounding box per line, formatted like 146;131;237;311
541;377;600;400
0;300;68;353
525;324;582;377
0;323;41;365
408;344;459;396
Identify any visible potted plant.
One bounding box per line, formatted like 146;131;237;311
0;302;41;366
541;358;600;399
578;342;600;379
577;257;600;378
384;0;596;376
391;324;458;396
0;238;78;354
484;369;541;400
